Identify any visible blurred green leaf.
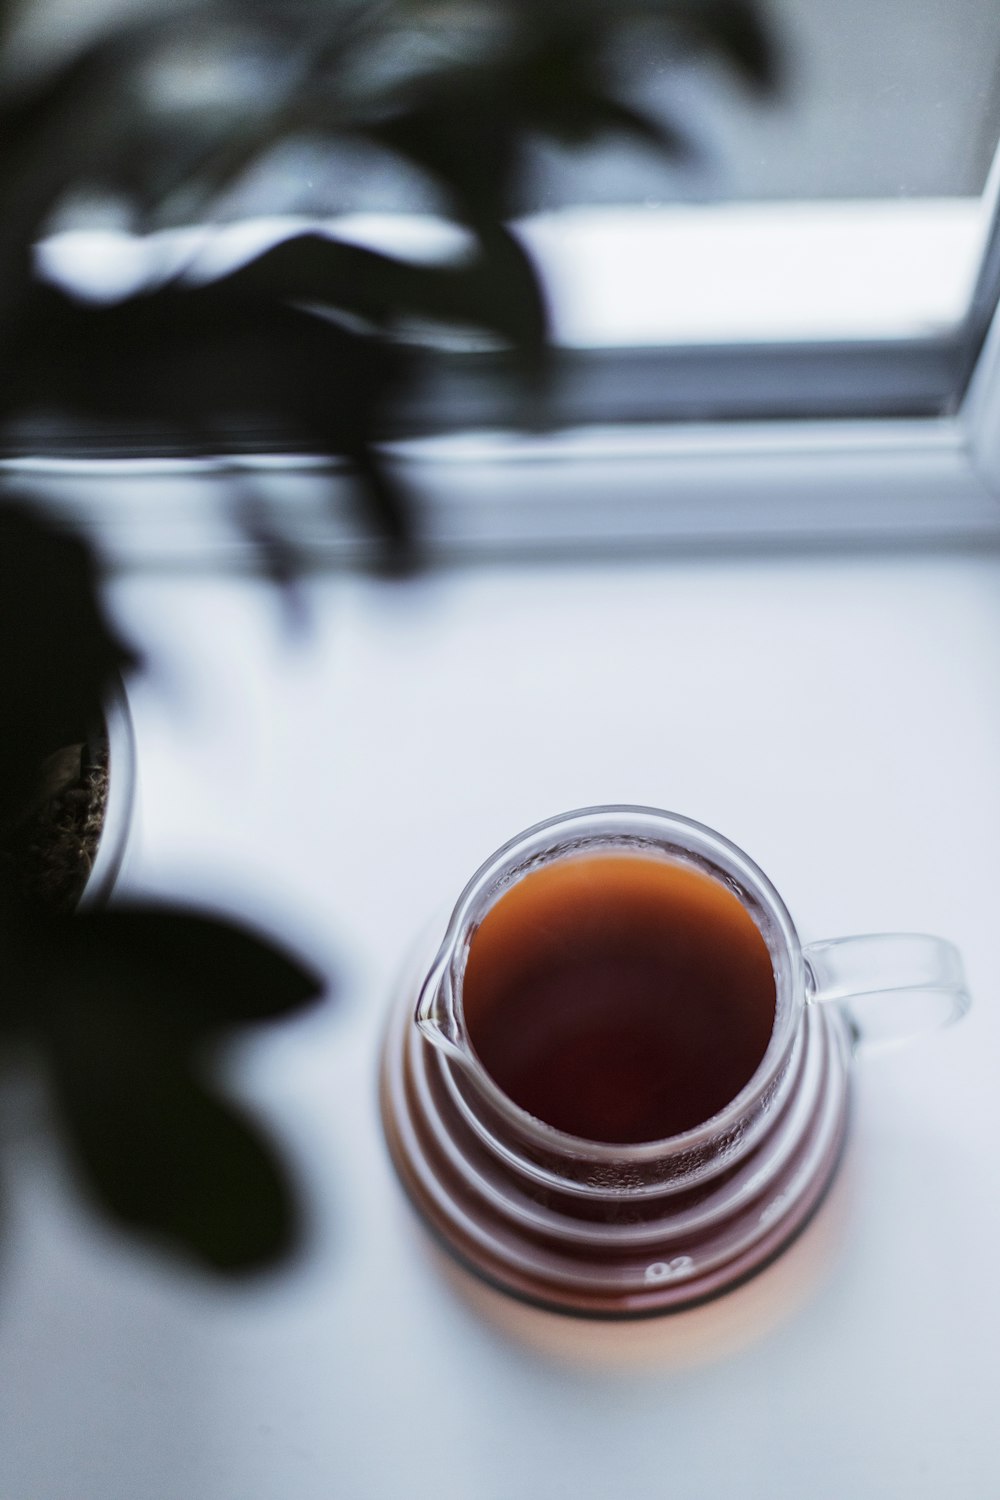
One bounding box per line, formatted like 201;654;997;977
19;900;326;1271
49;1020;301;1272
673;0;778;93
0;25;157;311
370;80;519;225
2;281;415;567
347;442;419;573
213;227;549;381
362;2;731;226
47;903;324;1032
226;483;311;630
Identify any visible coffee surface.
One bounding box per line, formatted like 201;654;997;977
462;853;776;1143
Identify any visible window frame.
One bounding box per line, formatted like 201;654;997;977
10;178;1000;568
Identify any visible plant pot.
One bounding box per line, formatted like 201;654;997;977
77;679;136;910
0;678;137;917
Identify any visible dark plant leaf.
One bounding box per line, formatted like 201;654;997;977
363;11;703;223
21;901;326;1271
2;282;415;569
48;1020;300;1272
0;502;137;830
210;229;547;346
0;20;167;314
560;89;692;158
209;228;549;399
661;0;779;93
348;444;421;574
45;903;325;1033
227;484;311;633
704;0;778;92
2;282;379;444
507;21;659;150
467;224;550;388
369;79;521;224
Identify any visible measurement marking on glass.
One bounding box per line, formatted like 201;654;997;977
759;1193;790;1226
644;1256;694;1284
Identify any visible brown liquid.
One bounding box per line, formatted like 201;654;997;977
462;853;776;1144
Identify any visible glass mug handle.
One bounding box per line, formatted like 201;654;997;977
804;933;970;1056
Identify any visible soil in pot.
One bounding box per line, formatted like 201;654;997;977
0;726;109;913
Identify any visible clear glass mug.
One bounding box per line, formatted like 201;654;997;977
380;806;970;1316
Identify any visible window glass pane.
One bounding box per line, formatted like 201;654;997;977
39;1;1000;354
520;199;990;345
19;0;1000;446
520;0;1000;208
